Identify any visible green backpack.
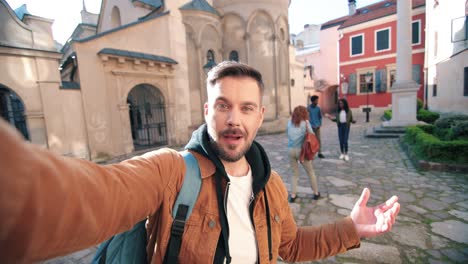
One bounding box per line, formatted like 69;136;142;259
92;151;202;264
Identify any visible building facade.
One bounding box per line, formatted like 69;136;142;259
425;0;468;114
1;0;293;161
338;0;426;111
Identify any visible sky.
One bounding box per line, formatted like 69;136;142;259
5;0;383;45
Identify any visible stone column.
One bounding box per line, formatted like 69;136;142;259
388;0;420;126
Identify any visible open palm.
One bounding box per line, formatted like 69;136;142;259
350;188;400;238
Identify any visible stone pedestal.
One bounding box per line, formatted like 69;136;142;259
388;84;419;127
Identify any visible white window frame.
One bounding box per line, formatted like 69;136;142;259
386;64;397;91
356;67;376;95
412;19;421;46
350;33;365;57
375;27;391;52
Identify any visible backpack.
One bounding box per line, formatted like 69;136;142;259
92;151;202;264
299;122;320;162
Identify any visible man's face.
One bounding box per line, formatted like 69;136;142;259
312;99;318;106
204;76;265;163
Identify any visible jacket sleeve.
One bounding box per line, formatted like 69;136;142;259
277;180;360;261
0;120;182;263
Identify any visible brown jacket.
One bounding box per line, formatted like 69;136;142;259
0;120;360;263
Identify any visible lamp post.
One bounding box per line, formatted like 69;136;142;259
364;72;372;123
341;74;348;99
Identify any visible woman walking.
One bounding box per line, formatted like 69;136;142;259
286;105;320;202
325;98;356;161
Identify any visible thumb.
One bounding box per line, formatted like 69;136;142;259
356;188;370;207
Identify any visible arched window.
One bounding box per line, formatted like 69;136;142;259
203;50;217;74
229;50;239;62
207;50;215;63
111;6;121;28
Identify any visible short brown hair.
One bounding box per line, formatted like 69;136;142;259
206;61;265;96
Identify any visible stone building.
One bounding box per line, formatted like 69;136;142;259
1;0;293;161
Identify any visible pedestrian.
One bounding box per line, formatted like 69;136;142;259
308;95;325;158
0;61;399;264
287;105;320;202
325;98;356;161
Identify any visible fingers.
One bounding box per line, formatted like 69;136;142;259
356;188;370;207
380;202;400;233
375;195;399;212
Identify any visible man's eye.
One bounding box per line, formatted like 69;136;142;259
242;106;255;112
216;103;229;110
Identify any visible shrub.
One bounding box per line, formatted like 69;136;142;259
452;120;468;139
404;126;468;164
417;109;440;124
435;114;468;129
384;110;392;120
417;98;424;111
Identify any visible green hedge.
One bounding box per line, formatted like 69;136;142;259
383;109;440;124
404;125;468;164
384;110;392;120
417;109;440;124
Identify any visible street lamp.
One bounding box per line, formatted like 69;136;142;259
340;74;348;98
364;72;372;123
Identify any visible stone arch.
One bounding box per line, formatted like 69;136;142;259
127;84;167;149
199;23;222;61
222;12;247;61
0;84;29;140
111;6;121;28
246;10;276;119
184;24;204;126
276;15;289;45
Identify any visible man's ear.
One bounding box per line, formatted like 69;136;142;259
204;102;209;116
258;105;265;128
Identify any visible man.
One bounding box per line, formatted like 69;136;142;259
0;61;400;263
308;95;325;158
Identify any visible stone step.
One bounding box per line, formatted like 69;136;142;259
373;125;406;134
365;127;402;138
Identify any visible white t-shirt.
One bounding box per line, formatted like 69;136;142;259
226;168;258;264
339;110;347;123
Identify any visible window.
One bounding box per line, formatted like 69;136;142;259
359;72;374;94
350;34;364;56
111;6;122;28
451;16;468;42
375;28;391;52
464;67;468;96
229;51;239;62
389;69;396;87
412;20;421;45
432;77;437;97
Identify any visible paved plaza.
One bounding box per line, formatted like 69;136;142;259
43;113;468;264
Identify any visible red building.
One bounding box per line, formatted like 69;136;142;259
337;0;426;110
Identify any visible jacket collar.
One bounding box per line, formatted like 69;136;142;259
185;124;271;194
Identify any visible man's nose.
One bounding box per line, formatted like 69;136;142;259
227;108;241;126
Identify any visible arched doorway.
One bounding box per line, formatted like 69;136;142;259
127;84;167;149
0;85;29;140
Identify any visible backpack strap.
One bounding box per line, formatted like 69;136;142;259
163;151;202;264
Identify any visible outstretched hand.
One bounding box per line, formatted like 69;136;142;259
350;188;400;238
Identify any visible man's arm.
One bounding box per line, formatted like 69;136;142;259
0;120;180;263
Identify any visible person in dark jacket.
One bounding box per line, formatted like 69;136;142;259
308;95;325;158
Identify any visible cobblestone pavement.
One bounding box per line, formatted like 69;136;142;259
42;113;468;264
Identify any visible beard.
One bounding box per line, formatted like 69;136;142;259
209;129;252;162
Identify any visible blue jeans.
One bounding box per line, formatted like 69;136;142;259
338;123;350;154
